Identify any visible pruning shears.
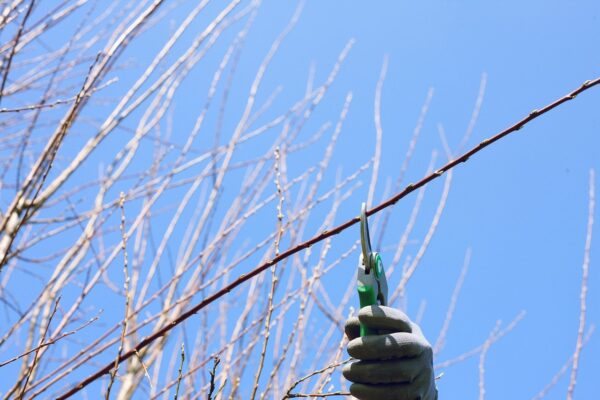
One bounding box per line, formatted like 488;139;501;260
357;202;388;336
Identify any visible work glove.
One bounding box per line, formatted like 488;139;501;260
343;305;438;400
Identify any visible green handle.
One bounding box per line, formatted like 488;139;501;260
357;285;377;336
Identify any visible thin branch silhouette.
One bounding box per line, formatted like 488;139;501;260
567;169;595;400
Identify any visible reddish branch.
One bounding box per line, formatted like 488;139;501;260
56;77;600;399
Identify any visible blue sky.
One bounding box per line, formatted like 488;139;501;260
1;1;599;398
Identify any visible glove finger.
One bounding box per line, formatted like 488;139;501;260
345;316;361;340
349;381;428;400
342;357;425;384
358;305;412;333
348;332;430;360
411;367;438;399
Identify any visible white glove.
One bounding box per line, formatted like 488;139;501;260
343;305;438;400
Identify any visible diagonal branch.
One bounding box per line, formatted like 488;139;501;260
566;168;595;400
55;77;600;399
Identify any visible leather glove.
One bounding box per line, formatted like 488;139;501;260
343;305;438;400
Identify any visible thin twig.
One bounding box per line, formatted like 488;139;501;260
0;315;98;368
106;193;131;399
434;248;472;354
283;358;352;399
367;54;387;207
207;356;220;400
0;78;118;113
286;391;350;398
531;326;595;400
435;311;526;369
0;0;36;106
479;321;501;400
566;168;595;400
391;167;452;304
174;344;185;400
250;148;284;400
385;152;437;278
135;349;153;390
458;72;488;151
16;296;59;398
375;86;434;250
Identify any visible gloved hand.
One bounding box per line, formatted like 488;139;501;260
343;305;438;400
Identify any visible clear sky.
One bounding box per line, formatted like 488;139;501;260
1;1;599;399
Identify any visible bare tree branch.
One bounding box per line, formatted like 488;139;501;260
55;76;600;399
